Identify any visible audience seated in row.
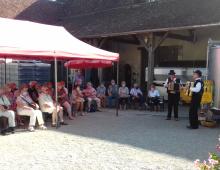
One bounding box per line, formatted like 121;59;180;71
0;79;162;135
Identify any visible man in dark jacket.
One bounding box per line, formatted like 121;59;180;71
28;81;39;104
164;70;182;121
187;70;204;129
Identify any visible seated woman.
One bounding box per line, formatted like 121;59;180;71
83;82;101;112
148;84;160;111
0;87;16;135
5;84;23;126
71;84;85;116
5;84;18;110
97;82;106;108
16;84;47;132
118;81;130;110
57;82;74;120
39;86;67;127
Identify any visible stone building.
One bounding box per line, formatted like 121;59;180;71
1;0;220;89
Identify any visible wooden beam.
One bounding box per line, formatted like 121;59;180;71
155;32;195;42
136;35;149;51
110;37;140;45
188;30;197;43
154;32;169;51
98;38;108;48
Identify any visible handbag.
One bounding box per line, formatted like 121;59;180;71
20;95;37;110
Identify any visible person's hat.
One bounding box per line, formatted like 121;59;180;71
193;70;202;77
168;70;176;75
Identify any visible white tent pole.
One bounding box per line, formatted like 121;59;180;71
66;66;69;91
54;57;59;128
4;57;6;85
116;61;119;116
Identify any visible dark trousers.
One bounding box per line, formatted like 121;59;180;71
167;93;179;118
119;97;129;105
189;96;201;128
131;95;145;106
149;97;160;106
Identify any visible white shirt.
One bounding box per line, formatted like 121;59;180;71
0;95;11;106
16;92;36;112
148;90;160;98
164;77;182;87
130;88;143;97
190;78;202;93
39;93;55;113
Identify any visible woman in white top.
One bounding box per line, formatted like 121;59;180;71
39;86;67;127
0;87;16;135
16;84;47;132
118;81;130;110
148;84;160;111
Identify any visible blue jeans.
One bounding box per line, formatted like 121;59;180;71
108;96;116;108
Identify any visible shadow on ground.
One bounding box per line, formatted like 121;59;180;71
52;107;220;162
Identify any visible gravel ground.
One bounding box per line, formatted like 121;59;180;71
0;108;219;170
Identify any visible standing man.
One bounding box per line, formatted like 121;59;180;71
187;70;204;129
74;70;85;87
164;70;182;121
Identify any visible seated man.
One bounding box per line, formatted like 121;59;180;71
39;86;67;127
83;82;101;112
16;84;47;132
97;82;106;108
130;83;145;108
107;80;118;108
148;84;160;111
0;87;16;135
118;81;130;110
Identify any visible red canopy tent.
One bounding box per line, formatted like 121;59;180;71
64;59;113;69
0;17;119;61
0;18;120;121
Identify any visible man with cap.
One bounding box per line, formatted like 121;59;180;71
164;70;182;121
187;70;204;129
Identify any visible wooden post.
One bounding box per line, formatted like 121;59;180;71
137;32;168;90
98;38;107;84
147;33;154;90
137;33;155;90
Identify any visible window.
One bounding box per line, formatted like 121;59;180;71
155;46;183;66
